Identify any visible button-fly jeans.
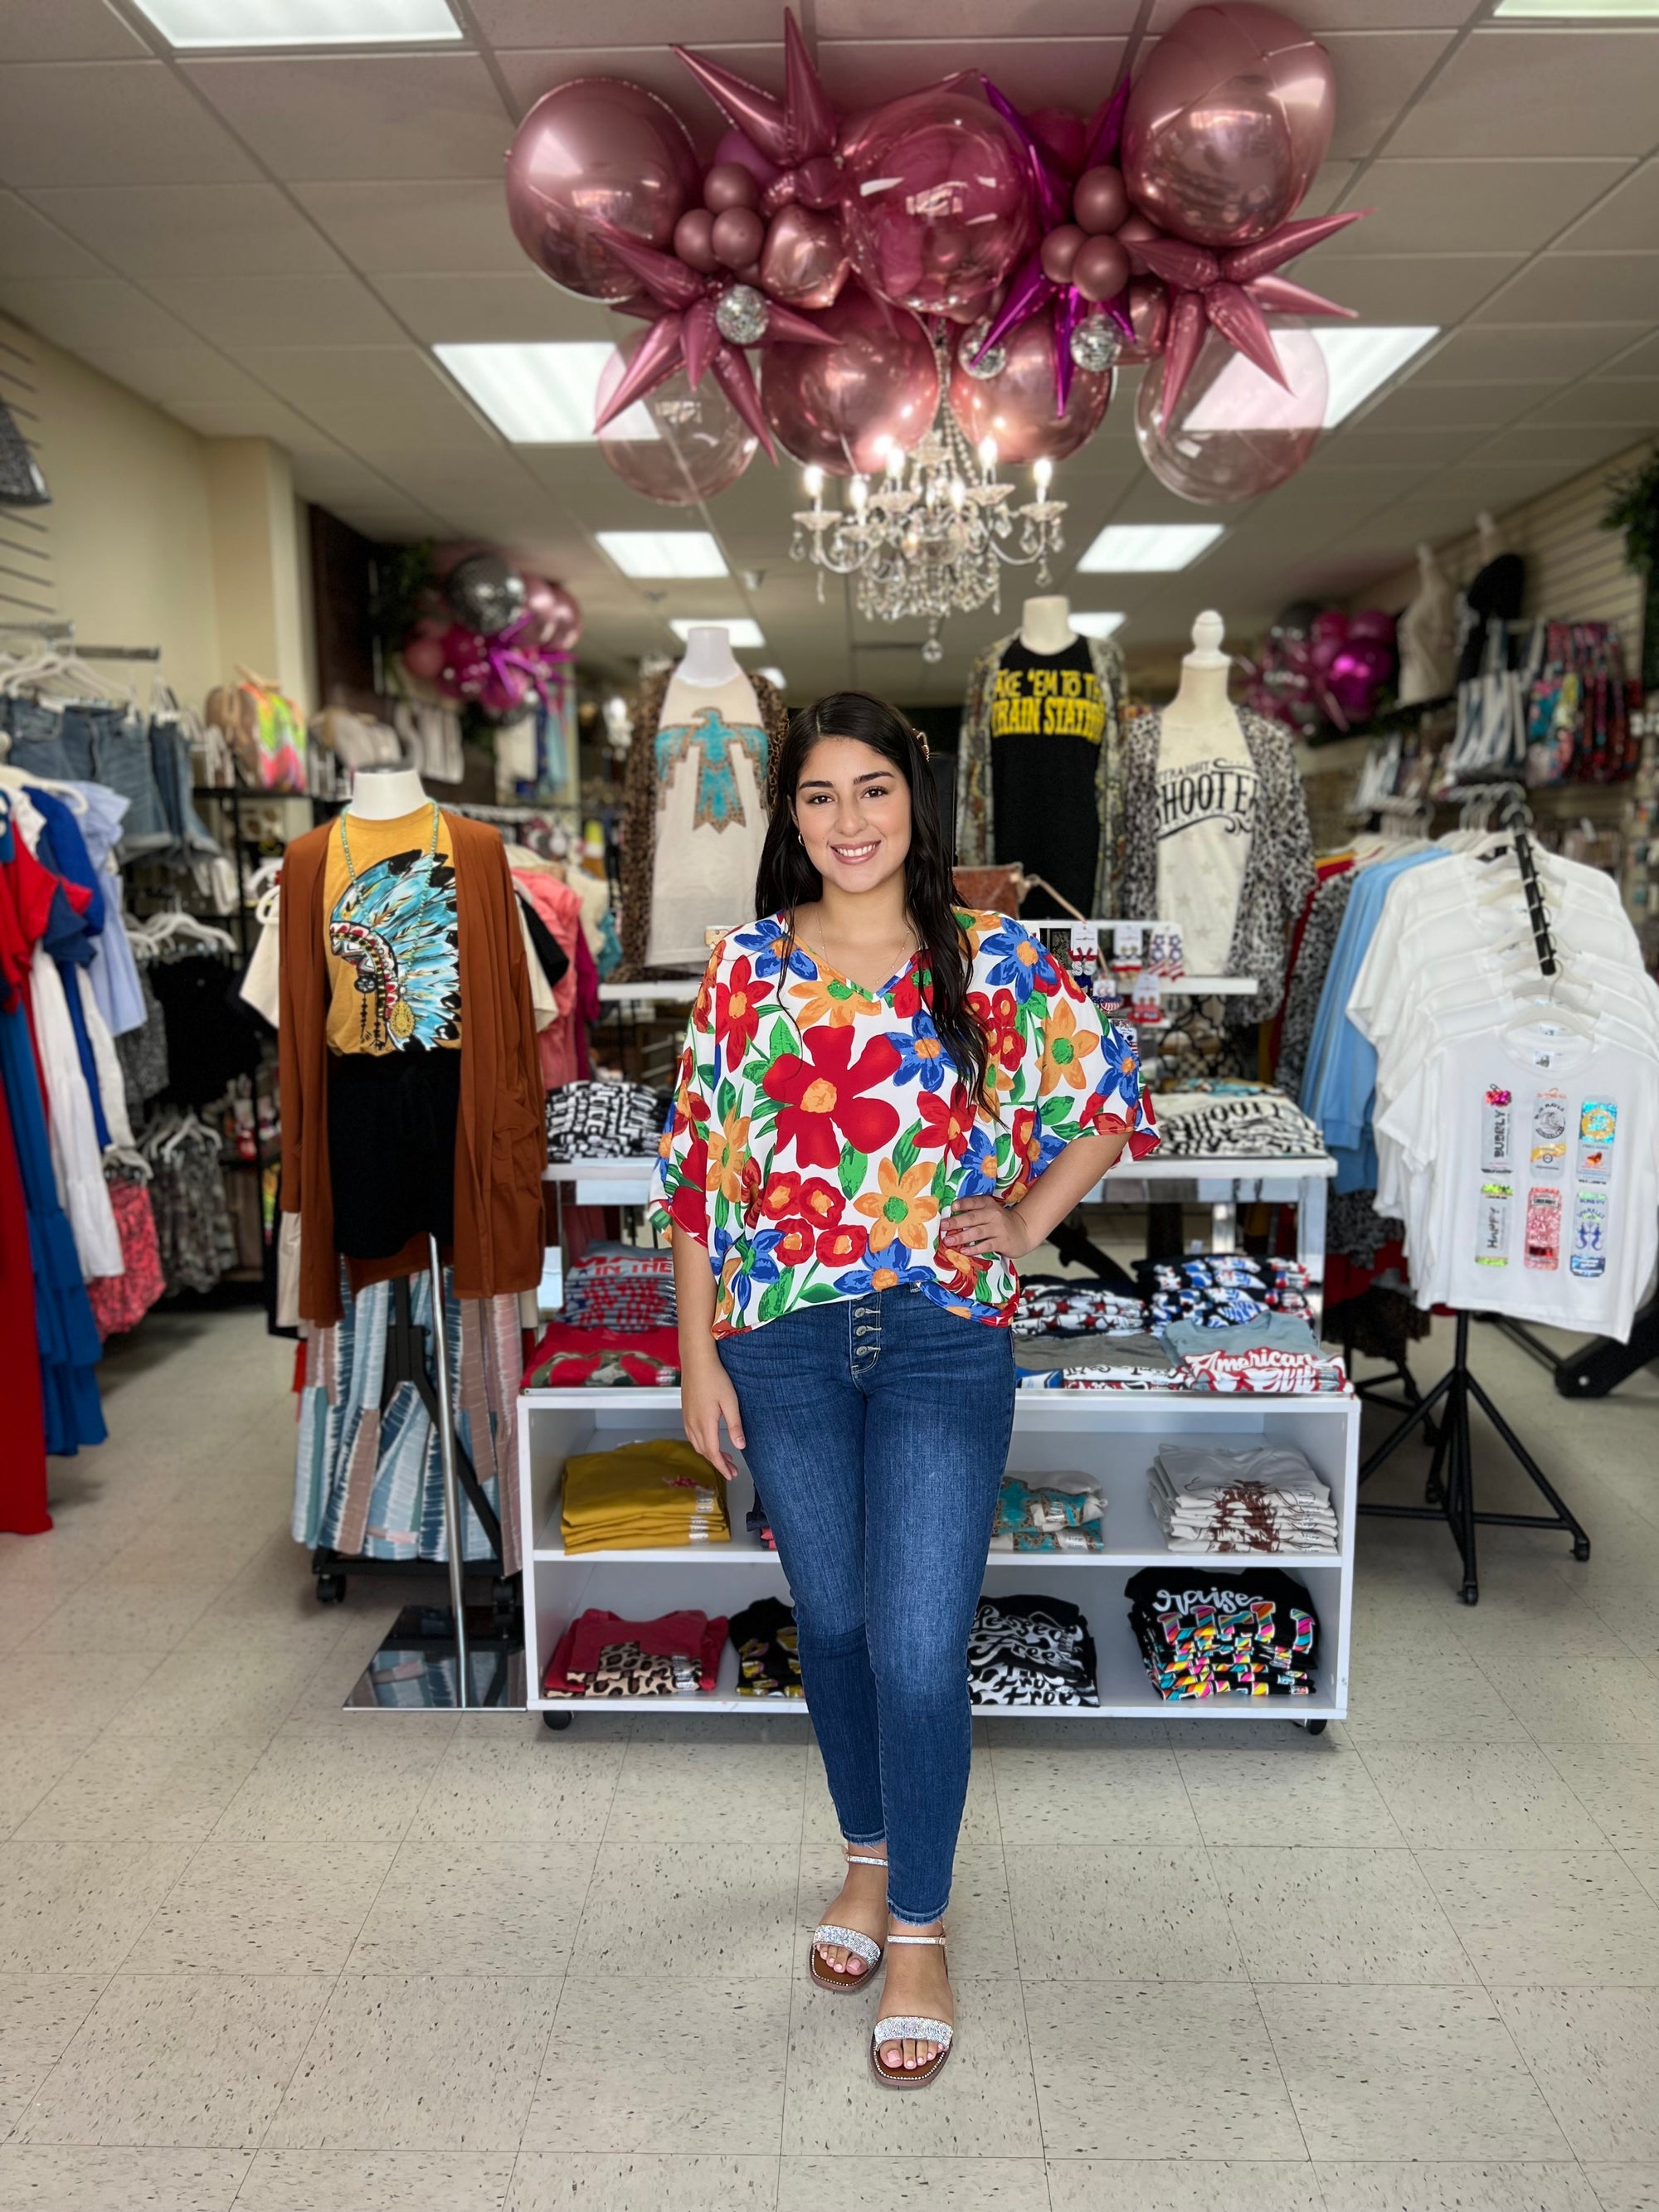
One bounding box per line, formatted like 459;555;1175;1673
718;1286;1014;1923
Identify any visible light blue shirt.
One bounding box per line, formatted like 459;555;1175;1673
66;780;147;1038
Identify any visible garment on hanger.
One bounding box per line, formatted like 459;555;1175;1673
89;1170;166;1339
957;629;1128;916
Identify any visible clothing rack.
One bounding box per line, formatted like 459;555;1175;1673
1356;813;1590;1603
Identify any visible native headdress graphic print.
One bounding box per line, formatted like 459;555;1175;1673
654;705;768;832
328;843;461;1051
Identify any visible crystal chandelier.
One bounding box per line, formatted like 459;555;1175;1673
789;337;1068;664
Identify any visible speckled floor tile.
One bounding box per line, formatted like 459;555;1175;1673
0;1731;101;1841
1;1650;163;1734
1342;1636;1530;1743
120;1840;394;1975
1005;1845;1246;1981
1579;2164;1659;2211
521;1976;789;2156
1313;2163;1604;2211
16;1579;221;1655
1537;1749;1659;1851
410;1733;623;1844
1044;2161;1322;2211
795;1842;1016;1978
1175;1739;1404;1845
14;1975;330;2149
510;2154;777;2210
0;1975;107;2134
236;2148;514;2210
990;1744;1197;1846
269;1974;560;2152
569;1842;796;1977
1493;1988;1659;2162
1360;1744;1609;1850
209;1724;450;1844
0;2146;250;2210
604;1743;805;1844
0;1840;194;1974
1417;1851;1659;1986
1257;1984;1570;2161
781;2156;1048;2210
348;1840;595;1975
1025;1982;1300;2159
1219;1846;1476;1983
1472;1660;1659;1748
1623;1851;1659;1904
13;1731;271;1843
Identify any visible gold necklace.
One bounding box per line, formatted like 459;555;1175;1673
816;916;917;994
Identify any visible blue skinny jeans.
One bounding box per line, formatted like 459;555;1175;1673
718;1284;1014;1924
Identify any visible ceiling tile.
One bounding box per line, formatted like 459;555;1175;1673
323;498;455;537
1150;0;1473;21
0;192;106;280
1301;162;1358;216
69;343;273;406
181;54;514;181
1477;423;1650;469
1599;333;1659;379
0;62;259;188
1325;425;1475;466
1556;160;1659;254
475;0;799;39
292;454;401;504
28;182;346;279
0;275;197;353
0;2;149;61
1473;252;1659;327
1528;383;1659;429
494;46;779;143
1295;250;1522;323
367;270;615;343
1417;322;1649;383
1360;379;1557;429
1339;159;1631;255
818;37;1127;113
820;0;1138;32
1317;32;1454;161
161;395;347;451
1386;27;1659;159
147;272;406;348
290;179;523;274
227;343;460;411
1432;457;1603;504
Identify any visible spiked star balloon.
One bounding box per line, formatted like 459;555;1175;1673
674;10;841;214
590;224;836;458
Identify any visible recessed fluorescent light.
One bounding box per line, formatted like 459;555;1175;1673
1313;326;1439;425
1077;525;1223;573
433;343;655;444
670;619;766;649
758;667;788;690
1496;0;1659;14
597;532;727;579
1071;611;1126;639
130;0;460;44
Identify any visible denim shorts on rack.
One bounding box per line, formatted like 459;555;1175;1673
2;697;92;783
90;710;172;858
150;715;219;858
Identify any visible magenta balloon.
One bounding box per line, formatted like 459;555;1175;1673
711;205;766;269
506;78;701;301
1041;224;1086;285
596;329;758;505
543;582;583;653
1135;316;1326;501
759;202;850;309
1073;163;1130;236
674;208;720;273
949;312;1112;465
703;160;761;214
838;85;1035;316
714;128;782;195
759;284;938;476
1031;106;1087;180
1073;233;1130;304
400;630;448;683
1121;3;1336;249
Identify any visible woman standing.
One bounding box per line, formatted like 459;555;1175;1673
654;692;1156;2087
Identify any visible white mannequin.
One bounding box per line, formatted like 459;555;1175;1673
348;763;428;819
1151;612;1256;974
1475;510;1502;566
1019;595;1078;656
676;624;743;688
1398;542;1456;705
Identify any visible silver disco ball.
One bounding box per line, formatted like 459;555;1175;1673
715;284;770;346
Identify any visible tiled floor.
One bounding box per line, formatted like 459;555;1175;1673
2;1306;1657;2211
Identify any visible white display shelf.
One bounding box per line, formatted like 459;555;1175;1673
518;1388;1355;1729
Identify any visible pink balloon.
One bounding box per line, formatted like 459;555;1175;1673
674;208;720;273
596;328;758;505
400;630;448;683
1030;106;1087;181
1073;234;1130;304
949;313;1112;465
507;78;701;301
1073;164;1130;236
480;664;531;719
759;284;938;477
838;85;1035;316
518;574;581;653
713;127;782;196
433;623;490;703
1121;3;1337;250
541;581;583;654
1134;316;1326;501
760;202;850;309
703;161;761;214
1117;275;1170;363
711;205;766;269
1040;225;1086;285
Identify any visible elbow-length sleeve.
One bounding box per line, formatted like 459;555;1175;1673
649;951;721;1243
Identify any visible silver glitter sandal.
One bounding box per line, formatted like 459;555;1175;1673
807;1849;888;1991
870;1930;954;2088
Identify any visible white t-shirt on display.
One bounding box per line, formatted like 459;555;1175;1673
1152;707;1258;974
646;669;770;970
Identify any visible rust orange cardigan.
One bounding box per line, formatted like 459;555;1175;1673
278;811;546;1328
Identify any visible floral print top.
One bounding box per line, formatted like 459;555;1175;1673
651;908;1160;1337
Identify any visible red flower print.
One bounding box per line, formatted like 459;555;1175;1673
815;1221;868;1268
892;970;923;1020
669;1132;708;1237
758;1169;800;1220
934;1242;983;1300
774;1219;817;1268
970;988;1024;1082
795;1176;844;1227
917;1083;975;1159
763;1024;901;1169
715;955;768;1061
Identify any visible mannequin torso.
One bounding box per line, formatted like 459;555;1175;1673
1019;595;1078;656
648;625;770;967
347;765;428;819
988;596;1106;917
1151;615;1258;972
1399;543;1456;705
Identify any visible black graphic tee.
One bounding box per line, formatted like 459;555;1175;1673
989;637;1106;917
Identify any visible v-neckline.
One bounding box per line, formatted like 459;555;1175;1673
793;925;921;1005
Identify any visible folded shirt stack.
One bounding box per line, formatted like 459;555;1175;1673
1163;1315;1350;1395
1151;1088;1326;1160
1149;1443;1339;1553
729;1595;802;1697
545;1077;669;1162
968;1594;1101;1706
562;1246;676;1331
1125;1567;1319;1700
1137;1253;1312;1329
1012;1276;1147;1338
990;1473;1107;1553
745;1495;778;1550
523;1320;679;1389
560;1437;731;1552
542;1607;727;1696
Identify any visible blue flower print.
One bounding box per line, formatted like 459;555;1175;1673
977;919;1054;1004
730;1227;784;1308
734;915;817;984
883;1014;951;1091
831;1248;937;1298
1086;1021;1143;1116
955;1121;999;1197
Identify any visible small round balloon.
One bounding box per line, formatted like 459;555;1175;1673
596;331;758;505
760;284;939;476
505;77;701;300
948;313;1112;466
1135;318;1326;502
399;628;449;684
446;552;527;637
520;575;582;654
838;86;1034;316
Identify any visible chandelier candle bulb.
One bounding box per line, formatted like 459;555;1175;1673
979;435;999;478
849;474;868;512
803;464;824;508
950;477;966;509
1034;457;1053;494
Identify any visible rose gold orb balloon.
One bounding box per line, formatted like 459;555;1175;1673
1031;105;1087;180
838;85;1035;316
1121;2;1336;250
760;284;938;476
1117;275;1170;363
1072;234;1130;304
711;205;766;269
759;203;850;309
1040;224;1086;285
703;160;761;214
506;77;701;300
596;330;759;504
949;312;1112;465
400;630;448;683
674;208;719;273
1135;316;1326;500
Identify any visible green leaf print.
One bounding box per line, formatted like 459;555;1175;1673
764;1016;795;1064
800;1283;841;1303
714;1075;736;1122
893;1121;922;1176
837;1144;867;1199
931;1155;955;1206
757;1276;789;1325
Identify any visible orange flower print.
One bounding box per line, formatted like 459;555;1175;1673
852;1157;940;1252
710;1106;752;1204
788;974;864;1029
1038;992;1101;1096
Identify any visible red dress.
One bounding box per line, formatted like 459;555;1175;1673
0;821;51;1529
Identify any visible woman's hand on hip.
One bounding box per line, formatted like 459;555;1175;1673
680;1349;746;1480
941;1194;1039;1262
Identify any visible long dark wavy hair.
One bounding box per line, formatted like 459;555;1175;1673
755;689;989;1105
